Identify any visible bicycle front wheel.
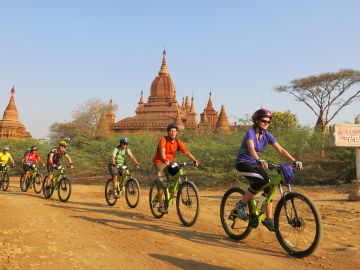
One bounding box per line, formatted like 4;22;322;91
274;192;322;258
42;175;54;199
149;180;165;219
2;173;10;191
176;181;200;227
105;179;117;206
33;174;43;193
20;175;28;192
58;177;72;202
125;178;140;208
220;187;252;240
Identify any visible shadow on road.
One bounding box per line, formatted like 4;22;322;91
150;253;236;270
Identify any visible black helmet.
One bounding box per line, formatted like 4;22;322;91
119;137;129;145
167;123;178;132
252;108;272;123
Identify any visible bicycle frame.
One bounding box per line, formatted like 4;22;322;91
248;168;291;225
164;166;186;206
0;165;9;180
116;166;130;195
50;167;66;189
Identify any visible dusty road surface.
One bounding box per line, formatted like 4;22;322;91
1;179;359;270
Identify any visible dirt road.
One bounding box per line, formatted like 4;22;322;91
0;180;359;270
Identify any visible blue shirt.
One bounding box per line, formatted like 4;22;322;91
236;128;276;164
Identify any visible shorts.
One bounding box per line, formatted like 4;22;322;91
108;163;123;177
47;163;56;173
154;163;169;189
236;161;270;194
23;163;35;172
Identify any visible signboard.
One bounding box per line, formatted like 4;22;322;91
329;124;360;147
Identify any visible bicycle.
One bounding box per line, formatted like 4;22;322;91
20;164;44;193
149;162;200;227
220;163;322;258
104;165;140;208
42;165;72;202
0;164;10;191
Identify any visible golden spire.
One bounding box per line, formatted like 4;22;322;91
159;49;169;75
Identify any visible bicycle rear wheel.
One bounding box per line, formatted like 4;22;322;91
42;175;54;199
104;179;118;206
125;178;140;208
176;181;200;227
33;174;43;194
220;187;252;240
2;173;10;191
149;180;165;219
20;175;28;192
274;192;322;258
58;177;71;202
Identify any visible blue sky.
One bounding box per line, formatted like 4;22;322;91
1;0;360;138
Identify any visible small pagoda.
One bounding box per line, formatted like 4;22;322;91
0;86;31;138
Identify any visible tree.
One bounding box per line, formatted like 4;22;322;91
270;111;298;129
49;98;117;141
275;69;360;132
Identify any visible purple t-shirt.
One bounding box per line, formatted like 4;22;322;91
236;128;276;164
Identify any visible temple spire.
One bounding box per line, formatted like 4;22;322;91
190;96;195;112
159;49;169;75
139;91;144;104
216;105;231;133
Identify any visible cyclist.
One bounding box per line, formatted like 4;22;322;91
45;140;74;187
0;146;15;169
153;123;200;214
235;108;303;231
109;137;139;198
22;146;45;185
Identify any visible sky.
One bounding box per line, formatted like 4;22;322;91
1;0;360;138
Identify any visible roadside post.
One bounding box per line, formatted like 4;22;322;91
329;114;360;201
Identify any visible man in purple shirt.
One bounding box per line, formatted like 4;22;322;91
235;108;303;231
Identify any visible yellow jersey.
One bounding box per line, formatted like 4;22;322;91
0;152;12;165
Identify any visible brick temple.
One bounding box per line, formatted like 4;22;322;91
0;86;31;138
108;50;230;133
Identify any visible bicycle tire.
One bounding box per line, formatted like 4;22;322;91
20;175;28;192
105;179;117;206
220;187;252;240
274;192;322;258
125;178;140;208
33;174;43;194
2;172;10;191
58;177;71;202
149;180;165;219
176;181;200;227
42;175;54;199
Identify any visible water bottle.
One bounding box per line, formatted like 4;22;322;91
257;193;267;210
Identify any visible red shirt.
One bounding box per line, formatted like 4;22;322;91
153;136;187;164
26;151;40;164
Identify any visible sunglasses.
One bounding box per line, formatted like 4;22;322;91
260;119;271;124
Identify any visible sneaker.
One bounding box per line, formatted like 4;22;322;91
158;206;168;214
262;218;275;232
235;202;248;220
113;191;119;199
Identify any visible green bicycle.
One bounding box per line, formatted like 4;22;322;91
0;164;10;191
104;165;140;208
220;163;322;258
20;164;44;193
42;165;72;202
149;162;200;227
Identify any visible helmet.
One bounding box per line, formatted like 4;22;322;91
167;123;178;132
3;146;9;151
31;146;37;151
252;108;272;123
119;137;129;145
59;140;67;147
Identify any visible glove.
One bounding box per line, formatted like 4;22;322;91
70;163;74;168
257;159;268;167
294;161;303;169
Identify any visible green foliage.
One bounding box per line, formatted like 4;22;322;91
1;122;356;186
270;111;298;129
